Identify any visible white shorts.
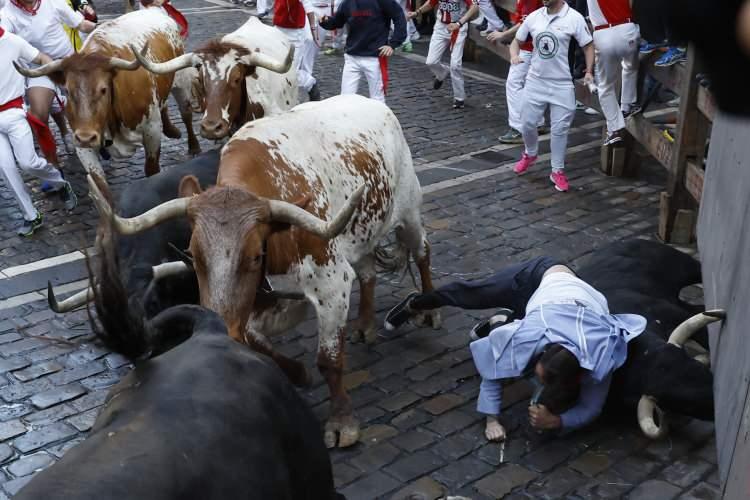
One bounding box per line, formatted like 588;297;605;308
26;75;57;92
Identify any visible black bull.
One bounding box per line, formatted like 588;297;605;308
16;301;339;499
49;149;220;317
578;239;714;422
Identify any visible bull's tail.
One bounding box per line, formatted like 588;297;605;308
374;239;418;289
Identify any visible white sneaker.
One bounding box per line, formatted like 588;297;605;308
584;107;599;116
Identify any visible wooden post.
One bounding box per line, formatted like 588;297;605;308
658;44;709;242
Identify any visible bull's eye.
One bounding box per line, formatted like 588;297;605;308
99;87;107;96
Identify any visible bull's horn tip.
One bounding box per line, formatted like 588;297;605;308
705;309;726;319
47;281;60;312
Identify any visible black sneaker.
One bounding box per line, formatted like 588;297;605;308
603;129;625;146
58;181;78;212
453;99;465;109
433;78;444;90
18;213;43;237
469;308;515;341
308;83;321;102
622;105;643;119
384;291;419;331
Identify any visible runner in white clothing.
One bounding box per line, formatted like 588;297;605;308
408;0;479;109
0;27;76;237
510;0;594;192
0;0;96;163
587;0;640;146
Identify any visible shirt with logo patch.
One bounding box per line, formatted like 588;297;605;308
428;0;475;24
515;2;592;84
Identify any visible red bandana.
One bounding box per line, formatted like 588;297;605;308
11;0;42;15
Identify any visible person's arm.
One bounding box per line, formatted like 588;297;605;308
301;0;318;44
407;0;436;19
559;374;611;430
447;1;478;32
582;41;595;85
53;0;92;32
383;0;407;52
320;0;349;29
487;22;519;43
509;37;523;64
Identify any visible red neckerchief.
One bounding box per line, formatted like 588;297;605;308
11;0;42;16
140;0;189;38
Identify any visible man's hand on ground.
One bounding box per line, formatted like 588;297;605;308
379;45;394;57
529;404;562;430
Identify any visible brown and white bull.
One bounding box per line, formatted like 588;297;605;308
87;94;440;448
132;16;297;140
15;9;198;177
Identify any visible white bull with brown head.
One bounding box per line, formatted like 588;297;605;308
133;16;297;140
87;95;440;448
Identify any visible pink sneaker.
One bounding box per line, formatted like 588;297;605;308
513;152;538;174
550;171;570;192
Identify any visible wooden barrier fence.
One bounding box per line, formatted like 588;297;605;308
455;1;715;244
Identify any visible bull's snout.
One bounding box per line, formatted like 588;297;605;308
74;130;101;148
200;119;229;140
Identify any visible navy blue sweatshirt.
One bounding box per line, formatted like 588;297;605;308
320;0;407;57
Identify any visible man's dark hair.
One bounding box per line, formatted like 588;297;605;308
537;344;582;415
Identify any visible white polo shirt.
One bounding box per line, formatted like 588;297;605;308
516;2;592;84
0;30;39;105
0;0;83;59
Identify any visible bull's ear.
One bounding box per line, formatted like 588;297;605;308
178;175;202;198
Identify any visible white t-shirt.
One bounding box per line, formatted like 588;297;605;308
516;2;592;84
0;30;39;105
0;0;83;59
525;272;609;316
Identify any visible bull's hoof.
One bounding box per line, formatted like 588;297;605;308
324;415;360;449
351;321;377;345
188;143;202;156
414;310;442;330
163;125;182;139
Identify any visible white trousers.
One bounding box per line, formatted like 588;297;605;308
341;54;385;103
426;21;468;101
476;0;504;31
593;23;640;133
396;0;419;41
506;49;543;131
278;26;317;92
521;77;576;171
315;2;346;49
0;108;65;220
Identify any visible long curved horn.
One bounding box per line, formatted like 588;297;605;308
637;395;668;439
130;44;201;74
668;309;726;347
48;282;94;313
268;185;366;240
244;45;295;74
108;56;141;71
87;175;190;235
13;59;65;78
152;261;191;280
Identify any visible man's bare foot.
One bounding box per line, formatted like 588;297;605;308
485;415;506;441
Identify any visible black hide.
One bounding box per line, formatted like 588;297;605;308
577;239;714;421
15;306;339;500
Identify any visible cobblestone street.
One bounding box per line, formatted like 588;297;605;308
0;1;720;498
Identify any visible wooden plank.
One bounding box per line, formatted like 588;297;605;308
625;114;674;170
647;60;687;96
697;86;716;122
661;44;709;242
696;112;750;497
685;160;704;202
